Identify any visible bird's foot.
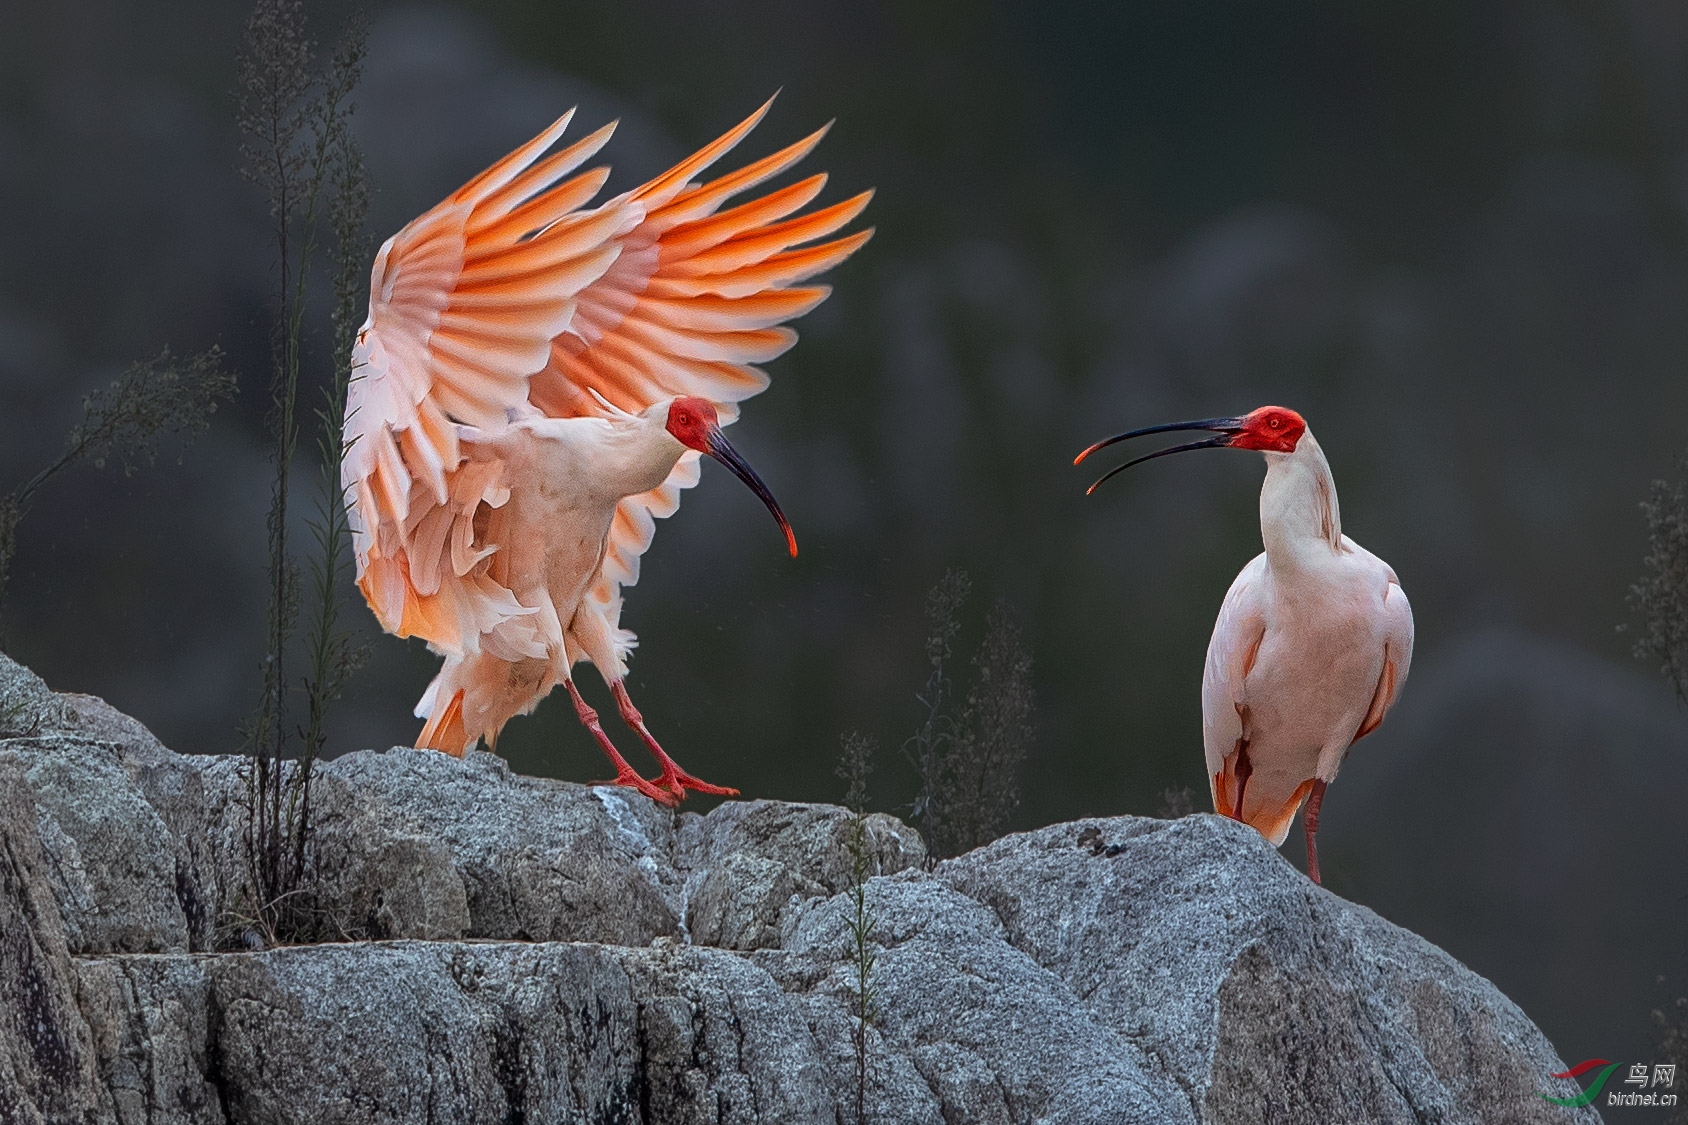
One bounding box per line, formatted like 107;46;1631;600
594;765;682;807
567;679;679;806
611;681;740;802
653;766;741;800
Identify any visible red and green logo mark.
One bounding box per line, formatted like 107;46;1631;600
1540;1059;1619;1107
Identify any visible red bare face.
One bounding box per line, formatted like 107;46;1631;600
662;395;799;558
1074;404;1312;493
1229;406;1306;453
665;396;720;452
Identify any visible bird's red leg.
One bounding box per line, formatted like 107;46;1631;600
1302;779;1327;885
564;680;677;806
610;681;740;800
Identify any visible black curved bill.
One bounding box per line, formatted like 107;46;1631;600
1073;416;1247;495
706;427;799;557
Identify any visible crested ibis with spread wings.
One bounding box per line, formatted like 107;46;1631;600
1076;406;1413;883
344;99;871;804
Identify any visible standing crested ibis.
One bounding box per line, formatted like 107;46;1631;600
1076;406;1413;883
343;98;871;804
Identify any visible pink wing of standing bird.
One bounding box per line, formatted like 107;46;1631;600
1076;406;1413;883
343;98;872;804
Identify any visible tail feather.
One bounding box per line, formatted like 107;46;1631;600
1249;778;1318;847
1212;749;1317;847
417;688;470;756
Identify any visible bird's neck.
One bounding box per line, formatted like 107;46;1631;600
586;414;689;500
1258;430;1343;569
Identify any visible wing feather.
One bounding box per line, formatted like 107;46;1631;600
346;96;870;672
530;109;869;659
657;174;829;258
1202;554;1270;796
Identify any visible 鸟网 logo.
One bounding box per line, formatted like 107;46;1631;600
1539;1059;1618;1108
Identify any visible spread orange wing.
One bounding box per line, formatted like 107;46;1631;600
524;98;873;649
345;97;872;663
345;110;639;656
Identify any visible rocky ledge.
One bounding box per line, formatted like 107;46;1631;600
0;653;1589;1124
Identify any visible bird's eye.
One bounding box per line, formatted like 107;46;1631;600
1268;417;1280;428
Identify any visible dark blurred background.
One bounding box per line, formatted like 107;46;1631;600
3;0;1686;1097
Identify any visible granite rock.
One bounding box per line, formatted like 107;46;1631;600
0;651;1594;1124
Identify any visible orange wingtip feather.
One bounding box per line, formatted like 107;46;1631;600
658;174;829;259
668;193;873;278
654;125;833;227
664;229;873;298
637;286;831;332
748;190;874;248
633;94;779;206
451;110;576;208
474;122;617;223
459;204;626;273
471;167;613;247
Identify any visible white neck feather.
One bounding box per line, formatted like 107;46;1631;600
1258;429;1343;568
591;413;688;500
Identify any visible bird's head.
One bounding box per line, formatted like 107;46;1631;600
664;396;798;557
1074;405;1307;495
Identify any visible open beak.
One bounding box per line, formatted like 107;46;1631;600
1073;416;1247;495
706;427;799;557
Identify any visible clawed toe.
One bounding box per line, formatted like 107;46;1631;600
657;771;739;800
595;768;681;806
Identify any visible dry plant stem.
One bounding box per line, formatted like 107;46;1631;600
941;600;1034;856
903;569;970;864
902;571;1037;861
1658;990;1688;1125
846;812;875;1125
1157;785;1195;818
836;730;878;1125
0;347;234;646
296;15;372;881
237;0;311;916
235;0;369;942
1632;465;1688;701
